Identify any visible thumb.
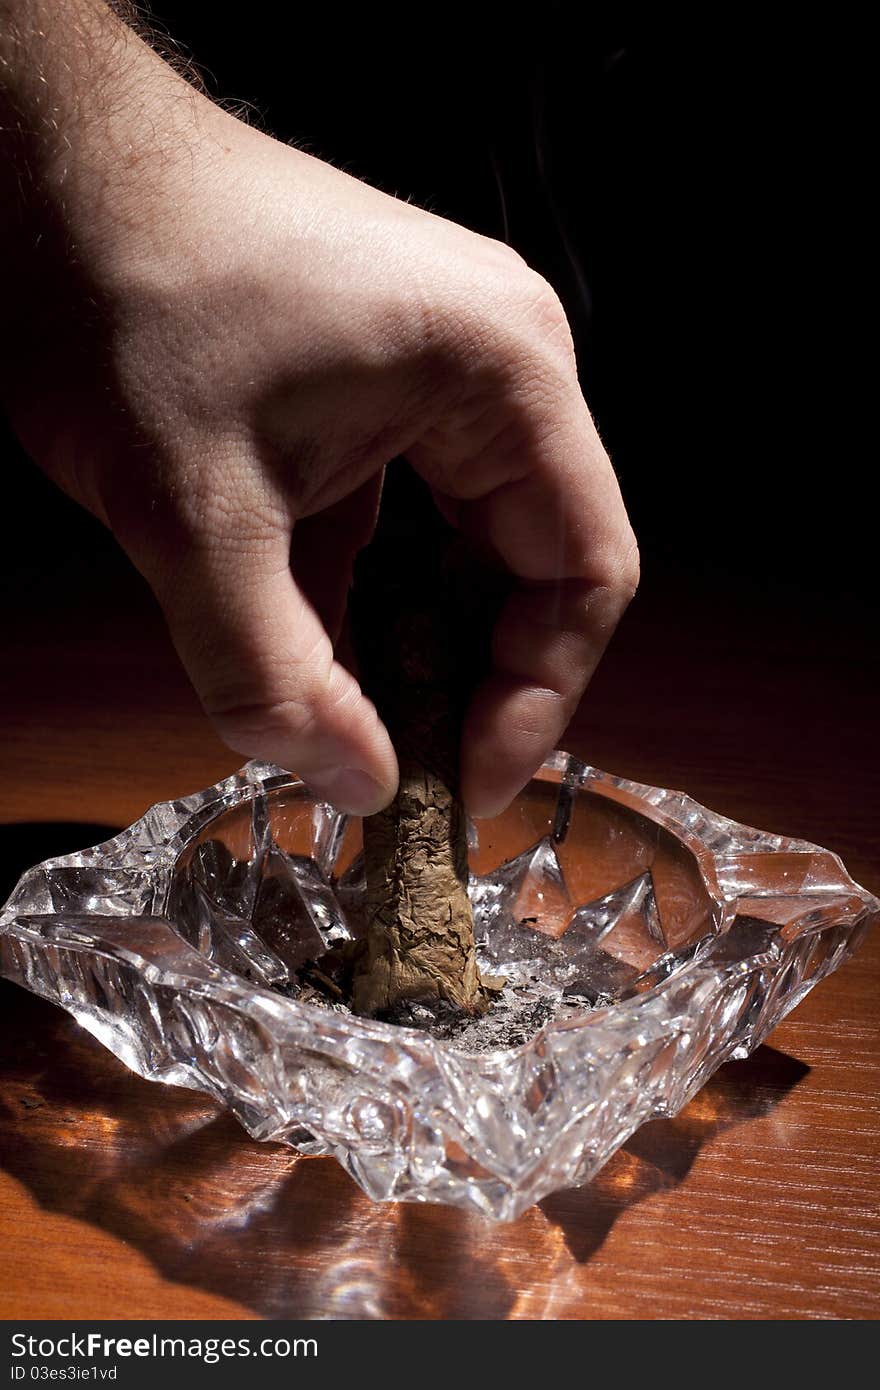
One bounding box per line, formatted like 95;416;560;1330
150;533;398;816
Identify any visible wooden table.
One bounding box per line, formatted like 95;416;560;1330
1;556;877;1320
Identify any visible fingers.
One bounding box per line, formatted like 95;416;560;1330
455;422;638;815
148;526;398;816
461;576;636;817
407;287;639;817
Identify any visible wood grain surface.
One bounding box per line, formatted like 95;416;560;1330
1;559;877;1321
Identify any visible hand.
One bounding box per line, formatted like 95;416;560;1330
1;1;638;817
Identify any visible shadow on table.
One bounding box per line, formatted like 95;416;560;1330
0;821;810;1319
539;1045;809;1264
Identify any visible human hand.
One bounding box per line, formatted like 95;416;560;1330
1;1;638;817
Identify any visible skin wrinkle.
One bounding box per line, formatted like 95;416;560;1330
207;653;377;755
419;391;501;447
480;679;568;738
460;479;566;581
516;285;577;363
192;577;354;708
108;448;292;568
477;472;630;583
213;681;354;751
485;583;634;745
494;628;594;695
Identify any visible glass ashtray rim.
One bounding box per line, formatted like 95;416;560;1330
4;755;875;1068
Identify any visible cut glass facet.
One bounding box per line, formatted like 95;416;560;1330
1;757;875;1220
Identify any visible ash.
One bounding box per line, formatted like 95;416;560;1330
284;963;595;1055
388;978;596;1053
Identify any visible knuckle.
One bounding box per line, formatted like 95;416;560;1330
210;694;319;757
205;643;360;760
591;533;641;607
512;273;574;352
472;269;575;390
485;238;530;274
616;535;641;601
429;252;575;390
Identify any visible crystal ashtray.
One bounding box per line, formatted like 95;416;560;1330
1;757;876;1220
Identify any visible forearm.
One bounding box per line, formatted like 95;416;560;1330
0;0;211;297
1;2;135;155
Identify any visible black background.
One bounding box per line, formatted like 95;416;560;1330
1;3;871;614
